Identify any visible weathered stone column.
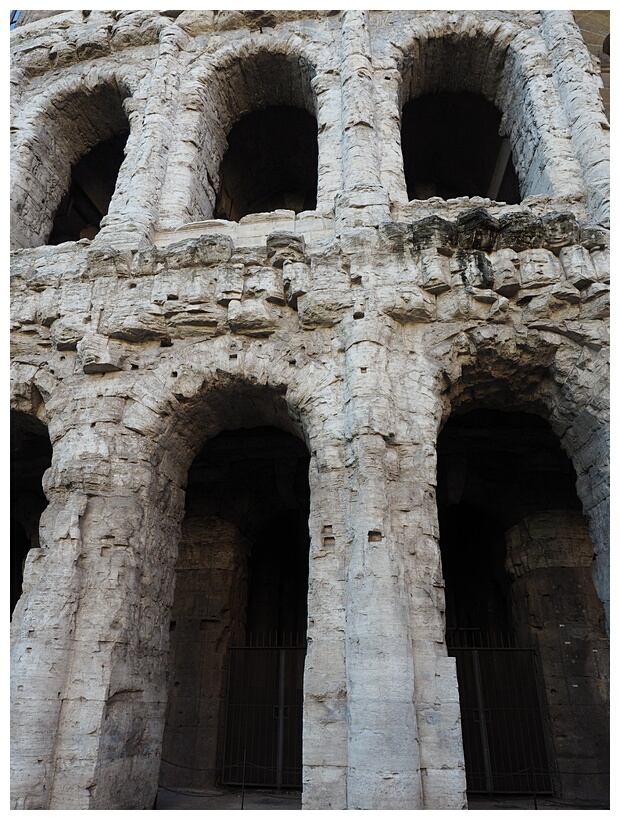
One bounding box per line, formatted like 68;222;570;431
336;10;390;228
97;21;189;249
341;317;421;808
505;511;610;803
11;487;89;809
540;11;610;225
390;342;468;809
11;403;185;809
302;447;349;809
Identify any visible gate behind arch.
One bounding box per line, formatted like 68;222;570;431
222;637;306;789
448;630;552;795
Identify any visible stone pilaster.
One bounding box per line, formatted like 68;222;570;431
390;343;467;808
540;11;610;225
340;316;421;808
11;407;185;809
97;21;189;249
336;10;390;228
11;489;88;809
302;448;349;809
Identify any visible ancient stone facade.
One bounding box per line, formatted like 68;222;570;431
10;10;609;810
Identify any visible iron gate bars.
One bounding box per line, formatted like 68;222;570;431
222;643;305;789
449;645;553;795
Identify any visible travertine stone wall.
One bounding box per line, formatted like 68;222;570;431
10;9;609;811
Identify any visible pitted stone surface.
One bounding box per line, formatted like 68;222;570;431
10;9;608;813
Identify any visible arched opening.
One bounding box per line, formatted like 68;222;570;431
10;411;52;618
159;425;310;794
11;80;131;249
437;409;609;806
215;105;318;221
394;28;548;207
165;47;320;227
48;131;129;244
402;92;520;203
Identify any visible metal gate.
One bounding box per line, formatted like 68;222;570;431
449;636;553;794
222;642;305;788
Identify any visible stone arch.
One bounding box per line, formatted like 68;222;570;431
160;423;311;791
10;68;136;250
158;32;336;228
430;330;608;803
378;13;585;207
436;401;608;802
81;349;346;806
145;372;328;795
435;328;609;624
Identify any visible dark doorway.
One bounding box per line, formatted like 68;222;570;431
222;510;308;788
160;426;310;793
10;412;52;617
215;106;318;221
402;92;520;203
437;410;609;804
441;503;552;795
48;130;129;244
223;643;305;789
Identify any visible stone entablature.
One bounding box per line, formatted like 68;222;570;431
11;210;609;365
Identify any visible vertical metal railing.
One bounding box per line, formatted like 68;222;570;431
222;634;305;789
276;648;286;789
448;630;553;795
471;649;494;793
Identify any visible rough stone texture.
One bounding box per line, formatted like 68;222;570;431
10;10;608;811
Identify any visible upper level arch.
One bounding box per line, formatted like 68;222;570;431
10;69;134;250
377;14;587;212
157;33;338;229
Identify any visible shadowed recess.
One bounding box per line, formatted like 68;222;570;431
215;106;318;221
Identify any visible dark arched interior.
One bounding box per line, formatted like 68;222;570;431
437;409;582;528
215;106;318;221
440;503;512;645
11;412;52;617
160;426;310;791
246;509;309;643
437;409;609;803
402;92;520;203
48;130;128;244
